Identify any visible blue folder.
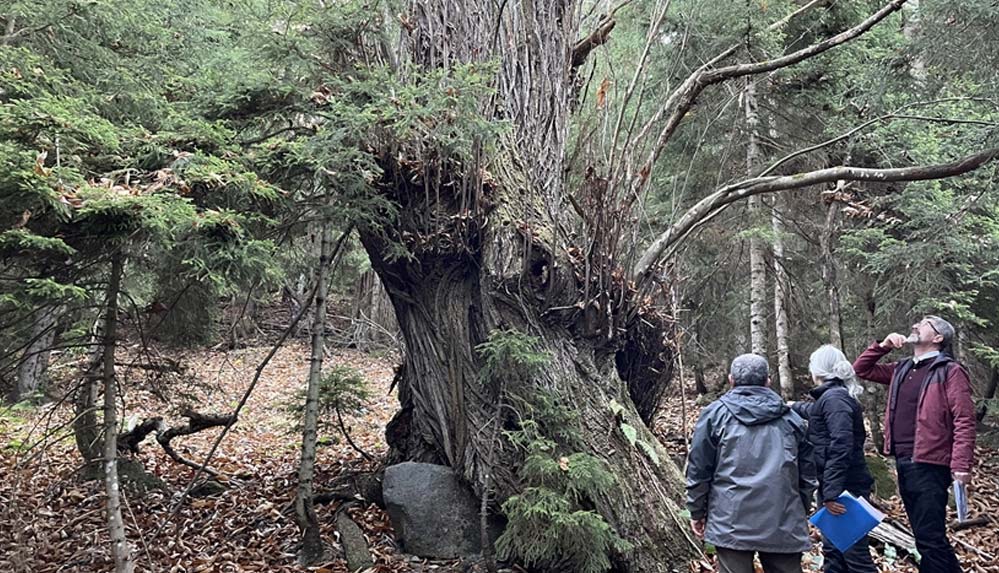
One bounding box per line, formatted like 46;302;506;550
809;492;885;552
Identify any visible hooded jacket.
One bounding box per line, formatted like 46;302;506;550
853;342;976;473
685;385;815;553
792;380;875;503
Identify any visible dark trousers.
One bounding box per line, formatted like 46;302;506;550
821;532;876;573
896;458;962;573
715;547;802;573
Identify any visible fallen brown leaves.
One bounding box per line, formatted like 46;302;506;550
5;340;998;573
0;342;458;573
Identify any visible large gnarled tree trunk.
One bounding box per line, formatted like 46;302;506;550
356;1;695;570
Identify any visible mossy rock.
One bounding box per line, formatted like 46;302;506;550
189;479;227;498
80;459;168;493
866;454;896;498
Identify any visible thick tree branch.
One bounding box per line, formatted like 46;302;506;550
633;148;999;280
117;409;237;477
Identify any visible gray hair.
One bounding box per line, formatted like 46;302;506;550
924;315;956;355
809;344;864;398
730;354;769;387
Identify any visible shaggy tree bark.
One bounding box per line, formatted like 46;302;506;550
356;1;696;569
349;270;398;351
296;223;334;565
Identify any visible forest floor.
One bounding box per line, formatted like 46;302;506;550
1;340;997;573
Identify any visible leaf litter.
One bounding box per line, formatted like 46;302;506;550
3;342;997;572
0;342;463;573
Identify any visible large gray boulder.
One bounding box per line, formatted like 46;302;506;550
382;462;503;559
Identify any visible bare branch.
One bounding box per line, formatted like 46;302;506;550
571;15;617;69
703;0;907;82
760;104;999;178
608;0;673;182
630;0;907;190
633;148;999;280
156;410;238;477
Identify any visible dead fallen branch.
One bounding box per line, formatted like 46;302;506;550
156;409;237;477
116;409;237;477
952;516;992;532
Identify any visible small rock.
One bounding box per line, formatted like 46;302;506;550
336;511;373;572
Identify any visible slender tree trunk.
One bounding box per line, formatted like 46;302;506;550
75;319;105;464
772;195;793;397
821;196;845;349
102;253;134;573
977;366;998;422
745;80;768;356
295;224;333;565
2;16;15;45
862;290;886;451
15;305;60;401
903;0;926;83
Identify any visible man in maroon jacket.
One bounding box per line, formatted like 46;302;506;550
853;315;976;573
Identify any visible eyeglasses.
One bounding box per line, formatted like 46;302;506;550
920;317;941;336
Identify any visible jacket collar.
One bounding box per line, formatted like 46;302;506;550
809;378;845;400
913;350;940;365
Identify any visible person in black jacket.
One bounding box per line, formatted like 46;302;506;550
793;345;876;573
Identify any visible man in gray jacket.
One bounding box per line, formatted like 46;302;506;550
686;354;816;573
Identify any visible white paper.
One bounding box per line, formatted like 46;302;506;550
846;491;886;522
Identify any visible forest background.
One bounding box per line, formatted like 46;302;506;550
2;0;999;572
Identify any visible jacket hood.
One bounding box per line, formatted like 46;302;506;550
720;385;789;426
